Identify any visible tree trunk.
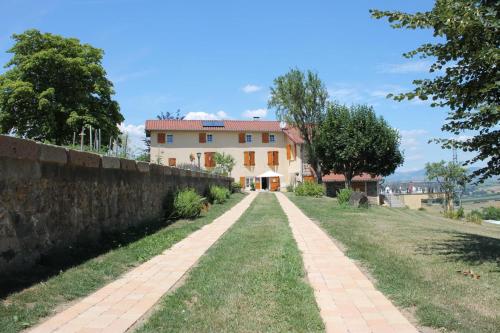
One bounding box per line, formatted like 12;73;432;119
446;192;453;212
314;162;323;184
344;171;353;189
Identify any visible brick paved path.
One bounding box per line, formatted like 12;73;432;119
275;193;418;333
30;192;257;333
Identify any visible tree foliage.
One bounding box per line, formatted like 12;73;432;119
370;1;499;182
0;29;123;144
268;68;328;183
425;160;467;212
317;103;404;188
213;152;236;176
157;109;185;120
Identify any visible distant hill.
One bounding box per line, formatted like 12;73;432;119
385;169;428;182
385;166;497;183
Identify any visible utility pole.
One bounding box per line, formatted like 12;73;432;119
79;127;85;151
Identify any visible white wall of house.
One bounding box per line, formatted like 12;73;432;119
149;130;303;189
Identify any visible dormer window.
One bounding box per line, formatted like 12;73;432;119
269;134;276;143
167;134;173;144
246;134;252;143
207;134;213;143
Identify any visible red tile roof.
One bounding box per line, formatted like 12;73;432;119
322;173;380;182
283;127;304;144
145;119;306;143
145;120;283;132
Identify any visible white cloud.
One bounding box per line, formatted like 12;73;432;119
328;87;362;102
242;84;262;93
184;110;229;120
377;60;432;74
242;108;267;118
119;123;146;152
399;129;429;161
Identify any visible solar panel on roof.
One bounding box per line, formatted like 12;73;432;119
202;120;225;127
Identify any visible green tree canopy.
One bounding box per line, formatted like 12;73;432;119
0;29;123;145
317;103;404;189
371;0;499;182
425;160;467;212
213;152;236;176
268;68;328;183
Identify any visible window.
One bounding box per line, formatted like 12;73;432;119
167;134;173;144
243;151;255;166
157;133;165;144
286;144;293;160
204;152;216;167
207;134;213;142
262;132;269;143
246;134;252;143
199;133;206;143
267;151;279;166
168;158;176;167
245;176;255;188
270;134;276;143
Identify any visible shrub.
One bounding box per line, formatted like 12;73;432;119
443;209;462;220
481;206;500;220
250;182;255;191
418;207;426;211
174;188;204;219
456;206;465;218
231;182;242;193
286;184;295;192
466;210;483;224
295;182;324;197
337;188;353;205
209;185;231;204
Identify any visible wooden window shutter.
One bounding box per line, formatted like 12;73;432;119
243;151;249;166
240;176;245;186
249;151;255;166
157;133;165;144
168;158;176;167
267;151;273;166
286;144;291;160
273;151;279;165
199;133;206;143
238;133;245;143
208;152;215;167
204;152;210;167
262;132;269;143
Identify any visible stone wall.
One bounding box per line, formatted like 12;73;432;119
0;135;232;275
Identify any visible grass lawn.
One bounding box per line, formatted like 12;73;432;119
288;194;500;333
0;193;246;333
137;193;324;333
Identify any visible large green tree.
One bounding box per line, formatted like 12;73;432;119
268;69;328;183
317;103;404;189
370;1;499;182
0;29;123;145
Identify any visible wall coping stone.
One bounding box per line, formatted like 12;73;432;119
120;158;137;171
0;135;40;161
136;161;150;173
38;143;67;164
68;150;101;168
102;156;120;169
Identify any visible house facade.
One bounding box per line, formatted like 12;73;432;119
145;119;308;190
145;119;380;195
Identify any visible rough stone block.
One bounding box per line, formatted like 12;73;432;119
149;164;163;175
68;150;101;168
136;161;150;173
120;158;137;171
38;144;67;164
0;135;40;161
102;156;120;169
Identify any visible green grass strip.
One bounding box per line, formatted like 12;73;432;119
287;194;500;333
137;193;324;333
0;193;246;333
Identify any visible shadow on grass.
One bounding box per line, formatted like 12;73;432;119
0;190;180;300
417;231;500;267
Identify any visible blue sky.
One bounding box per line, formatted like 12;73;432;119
0;0;478;172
